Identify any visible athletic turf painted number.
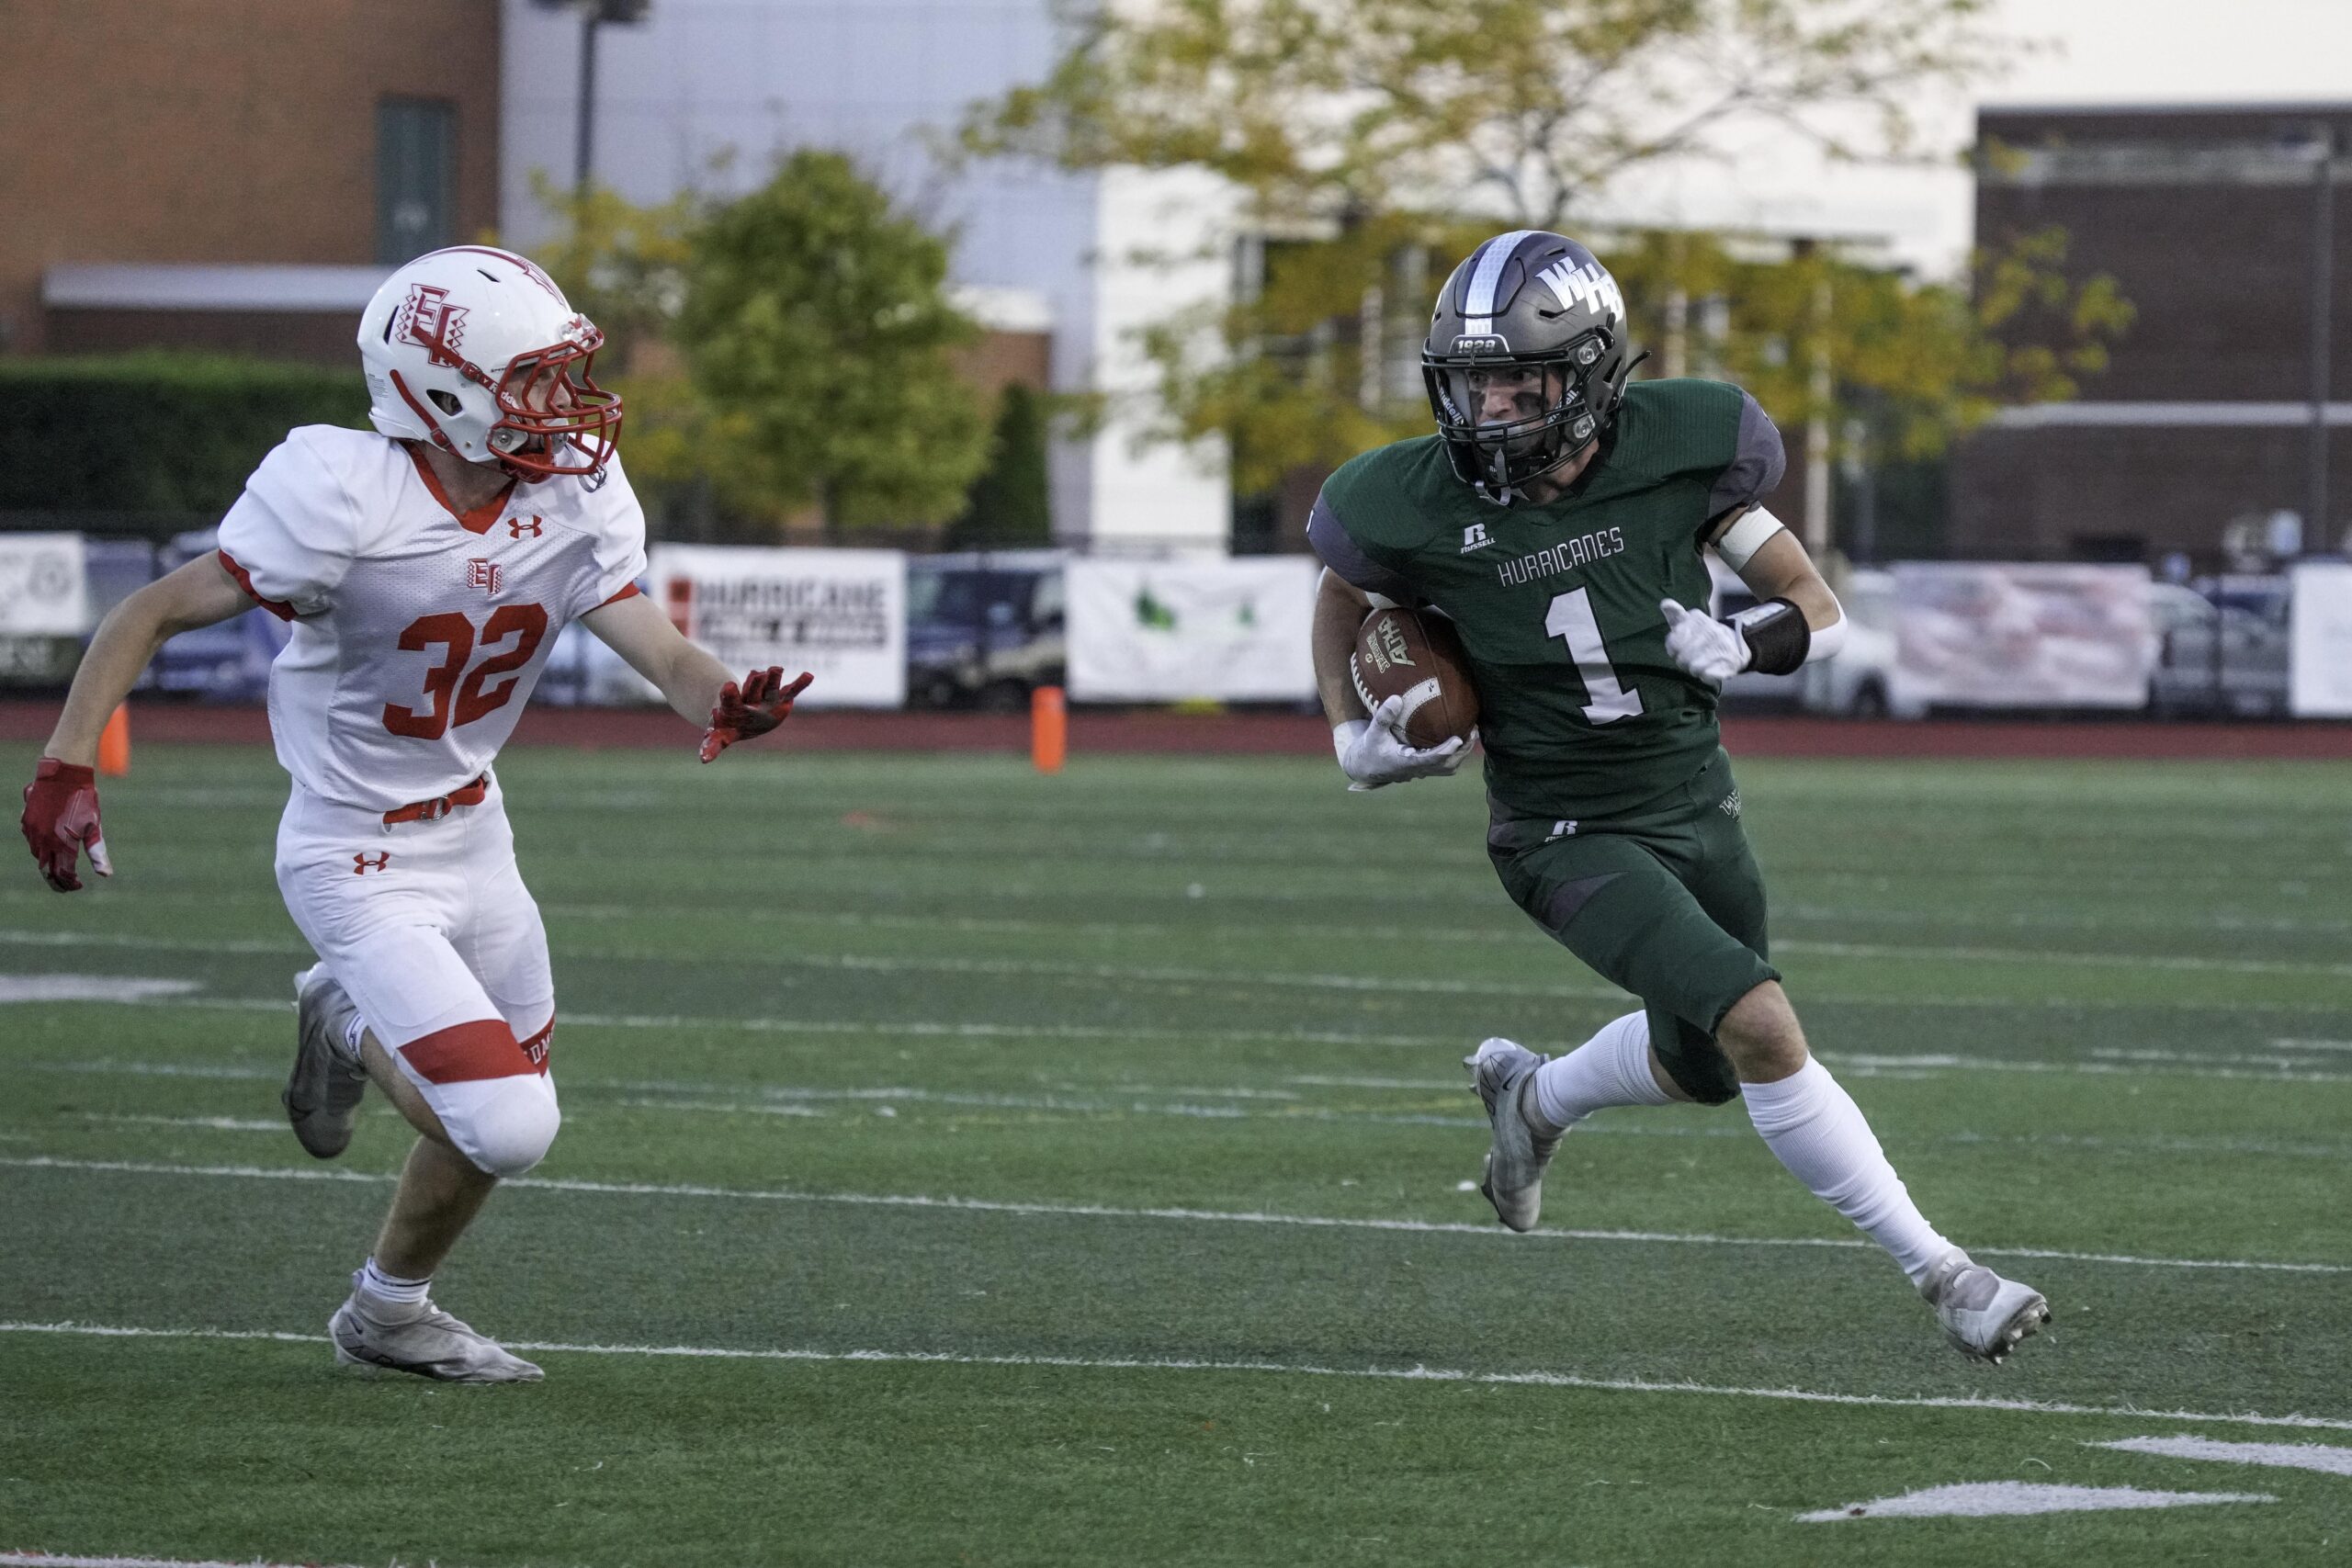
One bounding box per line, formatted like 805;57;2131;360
1544;588;1643;724
383;604;549;739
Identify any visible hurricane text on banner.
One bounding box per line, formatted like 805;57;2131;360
650;546;907;707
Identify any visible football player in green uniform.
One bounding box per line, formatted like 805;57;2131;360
1308;231;2049;1363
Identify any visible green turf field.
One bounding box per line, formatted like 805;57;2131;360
3;740;2349;1567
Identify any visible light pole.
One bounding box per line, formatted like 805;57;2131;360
531;0;651;198
2307;122;2337;551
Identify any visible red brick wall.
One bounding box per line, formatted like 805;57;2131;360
0;0;501;355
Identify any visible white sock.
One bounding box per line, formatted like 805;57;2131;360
1742;1057;1951;1287
1530;1012;1674;1134
357;1257;431;1313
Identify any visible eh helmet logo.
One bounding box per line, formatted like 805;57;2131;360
398;284;469;367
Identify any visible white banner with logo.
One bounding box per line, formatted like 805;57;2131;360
2290;560;2352;716
649;546;906;707
1893;562;2155;710
0;533;91;636
1068;558;1319;701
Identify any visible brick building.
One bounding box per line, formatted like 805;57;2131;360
0;0;503;361
1955;102;2352;564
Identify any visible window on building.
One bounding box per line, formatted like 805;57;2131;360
377;99;455;265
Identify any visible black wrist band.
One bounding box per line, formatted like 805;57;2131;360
1726;597;1811;675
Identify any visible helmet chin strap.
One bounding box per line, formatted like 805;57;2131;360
389;369;467;458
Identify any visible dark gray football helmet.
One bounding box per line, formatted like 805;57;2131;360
1421;231;1636;505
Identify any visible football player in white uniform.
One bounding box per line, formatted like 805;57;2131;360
18;246;811;1382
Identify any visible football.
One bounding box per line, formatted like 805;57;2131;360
1351;606;1479;749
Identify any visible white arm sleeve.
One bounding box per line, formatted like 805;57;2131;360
1712;506;1787;573
1805;604;1849;663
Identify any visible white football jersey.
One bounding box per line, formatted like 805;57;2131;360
218;425;647;811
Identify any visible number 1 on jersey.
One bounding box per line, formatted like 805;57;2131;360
1544;588;1643;724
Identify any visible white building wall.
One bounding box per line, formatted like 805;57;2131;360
1083;166;1235;554
499;0;1231;551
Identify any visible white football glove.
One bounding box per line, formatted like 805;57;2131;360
1333;695;1474;791
1658;598;1750;687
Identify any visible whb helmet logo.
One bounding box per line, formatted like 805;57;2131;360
1537;259;1624;324
399;284;469;365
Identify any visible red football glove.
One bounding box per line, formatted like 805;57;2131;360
698;667;814;763
21;757;113;893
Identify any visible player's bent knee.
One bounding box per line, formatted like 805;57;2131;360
448;1076;561;1179
1715;981;1808;1081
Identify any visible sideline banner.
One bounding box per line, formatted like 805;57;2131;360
1893;563;2154;710
1068;558;1319;701
650;545;906;707
2290;561;2352;717
0;533;91;636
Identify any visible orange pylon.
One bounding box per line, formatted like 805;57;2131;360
1031;685;1066;774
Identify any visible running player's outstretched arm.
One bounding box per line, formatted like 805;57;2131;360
20;556;254;890
1707;507;1842;636
580;591;812;762
1660;507;1849;685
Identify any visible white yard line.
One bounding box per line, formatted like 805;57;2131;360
53;1081;2344;1160
5;1156;2345;1277
2091;1435;2352;1476
15;928;2352;1010
1831;1053;2352;1086
1775;938;2352;979
76;1113;284;1133
1796;1482;2275;1522
0;1555;379;1568
2268;1038;2352;1054
6;1319;2351;1434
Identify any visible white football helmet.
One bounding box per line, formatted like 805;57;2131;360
357;246;622;482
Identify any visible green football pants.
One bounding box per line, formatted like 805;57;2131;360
1486;749;1778;1105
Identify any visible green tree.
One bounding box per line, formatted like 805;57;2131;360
946;383;1054;547
523;175;729;503
675;151;991;532
1604;227;2132;466
962;0;2128;498
526;172;696;367
967;0;2017;230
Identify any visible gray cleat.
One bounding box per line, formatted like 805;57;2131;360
1464;1037;1560;1233
329;1282;544;1383
1921;1250;2051;1364
283;964;368;1159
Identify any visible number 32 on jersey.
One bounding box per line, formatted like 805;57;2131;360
383;604;549;739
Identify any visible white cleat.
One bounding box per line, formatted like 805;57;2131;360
1921;1250;2051;1365
330;1283;544;1383
1464;1037;1560;1233
282;964;368;1159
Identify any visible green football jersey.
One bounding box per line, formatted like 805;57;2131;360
1311;378;1785;821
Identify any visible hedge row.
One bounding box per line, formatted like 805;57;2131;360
0;354;369;514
